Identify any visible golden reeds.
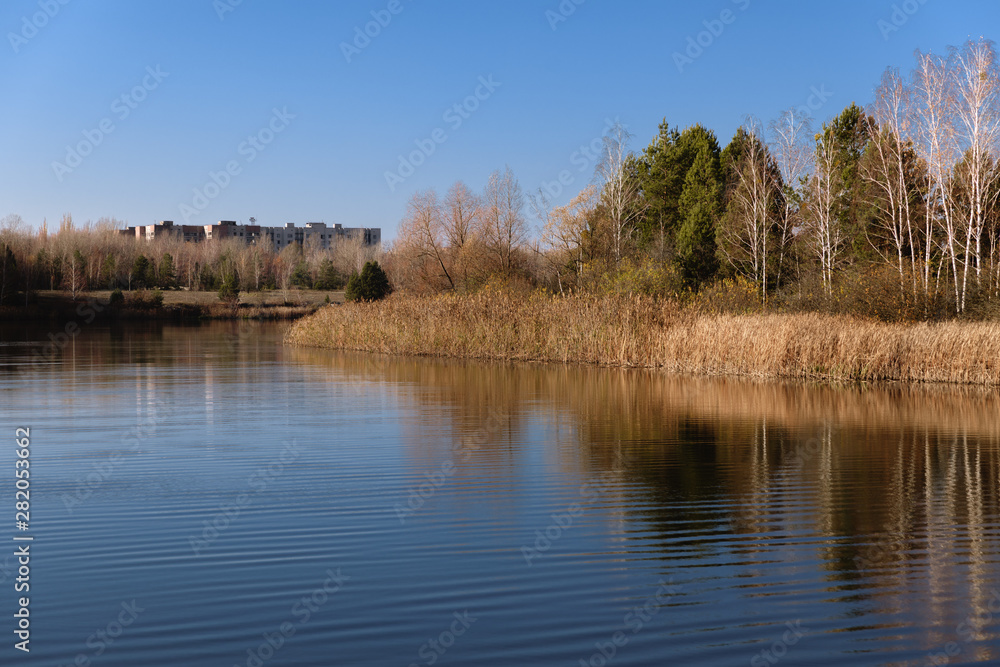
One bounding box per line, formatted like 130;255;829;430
285;291;1000;385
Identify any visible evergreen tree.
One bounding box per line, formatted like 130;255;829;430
637;122;721;253
345;261;391;302
824;103;878;262
132;254;151;289
675;147;722;287
217;272;239;305
314;259;345;290
291;260;313;288
159;252;176;289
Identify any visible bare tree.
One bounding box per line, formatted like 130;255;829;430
596;121;644;264
721;119;782;302
950;39;1000;310
864;68;920;292
482;166;527;277
769;108;813;288
540;185;599;293
806;131;844;294
396;189;455;290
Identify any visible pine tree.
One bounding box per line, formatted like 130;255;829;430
675;147;722;287
345;261;391;302
159;253;176;289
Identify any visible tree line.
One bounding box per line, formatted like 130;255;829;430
0;214;381;306
392;38;1000;318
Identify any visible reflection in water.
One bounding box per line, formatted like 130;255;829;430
0;321;998;665
290;347;1000;662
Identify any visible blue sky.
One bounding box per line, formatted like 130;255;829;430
0;0;995;241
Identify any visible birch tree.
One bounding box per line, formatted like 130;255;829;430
596;121;645;264
720;120;783;301
769;108;813;289
807;130;844;294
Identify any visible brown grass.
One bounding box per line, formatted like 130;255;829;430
285;290;1000;385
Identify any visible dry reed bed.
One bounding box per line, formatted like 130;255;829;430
284;291;1000;385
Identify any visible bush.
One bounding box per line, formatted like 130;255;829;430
109;288;125;306
345;261;392;302
125;289;162;310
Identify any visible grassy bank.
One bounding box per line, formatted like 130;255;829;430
285;291;1000;385
0;289;342;322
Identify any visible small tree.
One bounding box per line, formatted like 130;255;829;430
159;252;176;289
132;254;151;290
314;259;345;290
217;272;239;306
345;261;391;302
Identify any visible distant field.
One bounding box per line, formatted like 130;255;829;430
35;289;346;306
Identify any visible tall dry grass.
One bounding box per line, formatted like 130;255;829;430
285;290;1000;385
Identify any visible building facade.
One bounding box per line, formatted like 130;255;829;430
120;220;381;249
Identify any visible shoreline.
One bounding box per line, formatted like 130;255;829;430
0;288;341;323
284;291;1000;386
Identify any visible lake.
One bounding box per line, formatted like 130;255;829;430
1;320;999;666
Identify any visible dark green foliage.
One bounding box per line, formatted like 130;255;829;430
100;255;117;289
291;260;313;288
314;259;345;290
218;272;239;305
675;147;722;287
637;122;722;249
132;254;152;289
345;261;391;302
0;243;17;306
822;103;878;262
109;288;125;306
199;265;217;291
158;253;176;289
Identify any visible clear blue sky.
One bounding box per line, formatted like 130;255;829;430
0;0;995;241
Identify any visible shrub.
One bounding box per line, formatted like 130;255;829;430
345;261;392;302
109;288;125;306
125;289;160;310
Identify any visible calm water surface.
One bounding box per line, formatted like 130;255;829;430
1;321;999;666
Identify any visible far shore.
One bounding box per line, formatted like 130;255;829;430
285;291;1000;386
0;288;344;322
